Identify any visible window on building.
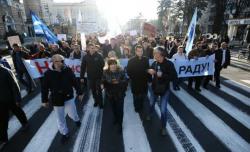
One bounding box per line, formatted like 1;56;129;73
18;11;22;18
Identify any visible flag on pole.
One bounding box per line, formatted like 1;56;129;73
31;11;58;44
76;10;83;33
185;8;197;54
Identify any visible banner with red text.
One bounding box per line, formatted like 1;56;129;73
23;58;81;79
23;55;215;79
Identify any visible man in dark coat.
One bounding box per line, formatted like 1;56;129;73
214;42;230;88
41;54;83;144
187;42;206;91
127;45;150;113
50;44;67;57
101;39;112;58
80;43;105;108
0;65;28;149
11;43;33;93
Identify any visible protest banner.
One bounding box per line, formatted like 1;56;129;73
57;34;67;41
23;55;215;79
142;23;156;37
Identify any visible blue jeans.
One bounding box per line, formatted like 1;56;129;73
148;85;170;128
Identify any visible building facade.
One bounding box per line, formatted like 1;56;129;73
50;0;107;35
199;1;216;34
0;0;26;39
225;0;250;43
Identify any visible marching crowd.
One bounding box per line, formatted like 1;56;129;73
0;34;231;147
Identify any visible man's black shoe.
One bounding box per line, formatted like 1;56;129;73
75;121;81;127
20;123;29;132
61;134;70;144
203;85;208;89
99;103;104;109
117;124;122;134
195;88;201;92
216;85;221;88
93;102;98;107
161;128;167;136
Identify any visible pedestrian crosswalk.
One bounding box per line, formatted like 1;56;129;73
2;78;250;152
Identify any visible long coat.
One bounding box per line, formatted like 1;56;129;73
127;56;150;94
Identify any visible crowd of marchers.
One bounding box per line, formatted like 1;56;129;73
0;34;231;148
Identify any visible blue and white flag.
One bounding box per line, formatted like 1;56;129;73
185;8;197;54
31;11;58;44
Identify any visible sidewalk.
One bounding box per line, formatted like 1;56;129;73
230;50;250;71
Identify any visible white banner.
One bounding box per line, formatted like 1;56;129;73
172;55;215;78
23;58;81;79
57;34;67;41
23;55;215;79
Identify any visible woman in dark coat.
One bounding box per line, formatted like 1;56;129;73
102;58;128;133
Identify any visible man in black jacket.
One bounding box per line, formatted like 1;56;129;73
214;42;230;88
0;65;28;149
101;39;111;58
11;43;33;93
80;43;105;108
41;54;83;144
127;45;150;113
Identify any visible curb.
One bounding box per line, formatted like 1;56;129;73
230;60;250;72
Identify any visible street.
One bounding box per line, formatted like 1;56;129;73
1;62;250;152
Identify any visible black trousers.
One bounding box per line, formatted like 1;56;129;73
0;103;10;142
109;96;124;125
203;75;212;87
10;103;28;126
188;76;202;89
16;71;32;92
214;67;222;87
133;93;147;113
88;79;103;105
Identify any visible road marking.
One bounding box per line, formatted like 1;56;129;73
172;87;250;152
224;79;250;93
154;104;185;152
23;111;57;152
73;97;102;152
8;94;41;139
220;84;250;107
200;88;250;130
241;80;250;85
123;91;151;152
168;104;205;152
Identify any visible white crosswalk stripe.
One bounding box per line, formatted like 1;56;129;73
171;87;250;152
122;90;151;152
8;93;41;139
199;87;250;129
220;84;250;107
4;80;250;152
23;112;58;152
224;79;250;93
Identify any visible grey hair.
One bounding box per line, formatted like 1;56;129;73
51;54;65;62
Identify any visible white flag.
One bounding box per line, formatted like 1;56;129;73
185;8;197;55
